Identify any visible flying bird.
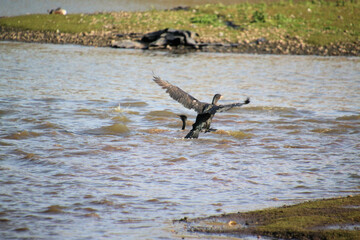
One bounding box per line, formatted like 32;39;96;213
153;76;250;138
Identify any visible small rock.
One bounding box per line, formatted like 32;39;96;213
225;21;242;30
228;220;237;226
169;6;190;11
48;7;67;15
255;37;267;45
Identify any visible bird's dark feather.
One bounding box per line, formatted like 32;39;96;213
214;98;250;113
153;76;207;113
153;76;250;139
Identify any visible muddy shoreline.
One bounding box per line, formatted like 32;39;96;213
175;195;360;239
1;27;359;56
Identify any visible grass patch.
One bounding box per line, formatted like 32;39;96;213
251;10;267;23
0;0;359;46
190;14;222;26
183;195;360;240
0;14;106;33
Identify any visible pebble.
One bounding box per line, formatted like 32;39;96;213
228;220;237;226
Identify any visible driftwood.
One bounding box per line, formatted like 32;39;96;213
111;28;198;50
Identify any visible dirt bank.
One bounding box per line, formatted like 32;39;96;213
1;27;359;56
174;195;360;239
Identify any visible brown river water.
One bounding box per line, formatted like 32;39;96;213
0;41;360;239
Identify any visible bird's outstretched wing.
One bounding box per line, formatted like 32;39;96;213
153;76;206;113
214;97;250;113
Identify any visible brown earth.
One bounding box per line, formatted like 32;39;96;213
174;195;360;240
1;27;359;56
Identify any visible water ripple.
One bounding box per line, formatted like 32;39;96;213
0;42;359;240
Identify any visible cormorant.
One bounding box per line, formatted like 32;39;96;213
153;76;250;139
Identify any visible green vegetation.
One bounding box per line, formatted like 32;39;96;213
251;10;267;23
185;195;360;239
0;0;359;46
0;14;104;33
253;195;360;239
190;14;222;26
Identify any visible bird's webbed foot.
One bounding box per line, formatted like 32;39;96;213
205;128;217;133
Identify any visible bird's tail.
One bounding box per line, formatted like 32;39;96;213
184;129;199;139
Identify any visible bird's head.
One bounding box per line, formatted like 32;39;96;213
212;94;223;105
